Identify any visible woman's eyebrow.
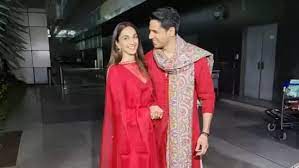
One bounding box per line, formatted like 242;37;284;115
120;34;137;38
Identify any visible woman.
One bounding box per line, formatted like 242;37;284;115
100;22;163;168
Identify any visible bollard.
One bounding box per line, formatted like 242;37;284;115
59;66;64;86
48;67;52;86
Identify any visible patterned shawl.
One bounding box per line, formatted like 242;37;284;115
154;35;213;168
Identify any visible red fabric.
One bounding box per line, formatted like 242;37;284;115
100;63;159;168
145;50;215;168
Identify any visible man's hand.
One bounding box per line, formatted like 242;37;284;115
195;134;209;156
195;113;213;156
149;105;163;120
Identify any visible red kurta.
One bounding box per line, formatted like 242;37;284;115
145;50;215;168
100;63;159;168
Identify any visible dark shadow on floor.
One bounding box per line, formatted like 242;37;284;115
204;146;260;168
41;86;105;124
0;131;22;167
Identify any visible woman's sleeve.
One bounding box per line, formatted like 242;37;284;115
100;66;125;167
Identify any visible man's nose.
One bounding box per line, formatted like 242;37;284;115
149;32;153;39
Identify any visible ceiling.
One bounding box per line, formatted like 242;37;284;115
21;0;46;8
20;0;284;40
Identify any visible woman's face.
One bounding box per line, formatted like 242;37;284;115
116;26;139;57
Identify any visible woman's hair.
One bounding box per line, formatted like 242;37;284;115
108;21;148;76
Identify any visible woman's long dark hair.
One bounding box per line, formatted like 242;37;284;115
108;21;148;76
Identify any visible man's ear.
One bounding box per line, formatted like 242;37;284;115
168;27;176;37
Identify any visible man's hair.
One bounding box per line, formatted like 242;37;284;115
150;7;180;34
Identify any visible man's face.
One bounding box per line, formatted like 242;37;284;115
149;19;173;49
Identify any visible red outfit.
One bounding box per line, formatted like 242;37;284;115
100;63;159;168
145;50;215;168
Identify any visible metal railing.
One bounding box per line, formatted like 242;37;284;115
58;66;106;87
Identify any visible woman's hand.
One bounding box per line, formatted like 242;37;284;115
149;105;163;120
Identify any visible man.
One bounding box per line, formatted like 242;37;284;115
145;7;215;168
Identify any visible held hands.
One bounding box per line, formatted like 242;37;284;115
149;105;163;120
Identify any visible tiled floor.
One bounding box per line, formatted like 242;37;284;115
2;69;299;168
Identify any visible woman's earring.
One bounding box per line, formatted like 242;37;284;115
116;46;121;52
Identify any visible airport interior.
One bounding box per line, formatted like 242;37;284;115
0;0;298;167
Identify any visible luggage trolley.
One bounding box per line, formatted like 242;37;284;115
265;79;299;140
